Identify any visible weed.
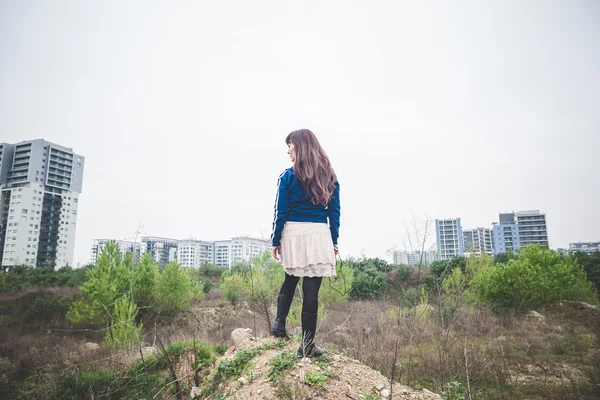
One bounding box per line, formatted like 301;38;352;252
313;353;333;370
269;350;299;384
304;370;327;387
359;394;381;400
441;381;465;400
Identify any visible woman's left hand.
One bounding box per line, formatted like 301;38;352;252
333;244;339;256
272;246;282;261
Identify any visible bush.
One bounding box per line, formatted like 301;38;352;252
0;265;91;294
468;246;598;311
155;262;203;314
103;297;142;349
220;271;246;305
347;258;391;300
25;295;73;323
572;251;600;293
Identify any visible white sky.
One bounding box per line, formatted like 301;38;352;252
1;1;599;266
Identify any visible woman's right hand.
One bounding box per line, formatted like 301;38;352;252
333;244;339;256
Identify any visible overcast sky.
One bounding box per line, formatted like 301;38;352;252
1;1;599;266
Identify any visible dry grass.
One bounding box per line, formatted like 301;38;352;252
316;300;600;399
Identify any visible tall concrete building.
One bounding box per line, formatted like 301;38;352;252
140;236;178;266
515;210;548;248
463;227;494;256
569;242;600;255
214;236;270;268
393;250;437;266
491;210;548;254
177;239;215;268
90;239;141;265
435;218;464;260
0;140;84;269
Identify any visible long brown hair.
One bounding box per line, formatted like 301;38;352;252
286;129;337;206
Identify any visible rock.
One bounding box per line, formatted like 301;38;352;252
381;388;391;398
423;388;442;398
577;301;600;311
238;377;248;385
142;346;157;355
375;383;385;391
231;328;254;347
528;311;545;320
83;342;100;351
257;389;262;394
190;386;201;398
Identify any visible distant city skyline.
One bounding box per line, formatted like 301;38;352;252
90;235;270;269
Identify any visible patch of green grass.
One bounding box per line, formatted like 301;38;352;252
304;370;327;387
359;394;380;400
313;353;333;370
129;339;217;376
269;351;299;384
59;370;122;399
201;340;285;397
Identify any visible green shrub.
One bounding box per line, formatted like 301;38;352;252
103;297;142;349
155;262;203;314
468;246;598;311
132;253;159;310
0;265;91;294
60;370;121;398
220;270;246;305
25;295;73;323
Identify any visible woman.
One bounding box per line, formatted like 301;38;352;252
270;129;340;358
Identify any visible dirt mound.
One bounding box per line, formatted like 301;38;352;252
187;328;441;400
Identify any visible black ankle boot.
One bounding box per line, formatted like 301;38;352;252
297;312;324;358
271;293;293;337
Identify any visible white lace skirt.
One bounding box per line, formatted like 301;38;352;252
280;222;337;278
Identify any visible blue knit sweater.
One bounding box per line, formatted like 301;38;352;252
271;167;341;247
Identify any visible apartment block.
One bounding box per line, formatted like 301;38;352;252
214;236;270;268
393;250;437;266
177;239;215;268
90;239;141;265
463;227;494;256
516;210;549;248
569;242;600;255
140;236;178;266
0;140;84;269
435;218;464;260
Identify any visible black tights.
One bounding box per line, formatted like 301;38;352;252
279;273;322;314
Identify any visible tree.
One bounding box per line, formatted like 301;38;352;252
67;241;129;325
572;251;600;293
132;253;159;311
155;262;202;314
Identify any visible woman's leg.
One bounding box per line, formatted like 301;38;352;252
271;273;299;337
299;276;324;357
301;276;322;313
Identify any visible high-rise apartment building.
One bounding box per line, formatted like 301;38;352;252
90;239;141;265
140;236;178;266
463;227;494;256
177;239;215;268
515;210;548;248
0;140;84;269
435;218;464;260
214;236;270;268
491;210;548;254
